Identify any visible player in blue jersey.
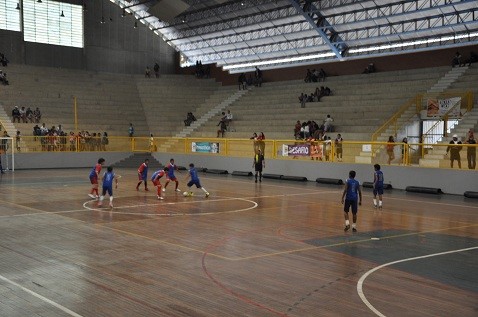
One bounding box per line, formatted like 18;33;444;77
98;166;119;208
136;159;149;191
184;163;209;197
341;170;362;232
163;158;181;192
373;164;384;209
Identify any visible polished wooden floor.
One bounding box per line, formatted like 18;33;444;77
0;168;477;317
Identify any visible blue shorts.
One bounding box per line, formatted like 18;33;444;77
373;187;384;196
344;199;358;214
102;186;113;196
187;179;201;188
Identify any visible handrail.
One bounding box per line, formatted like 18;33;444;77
371;94;422;142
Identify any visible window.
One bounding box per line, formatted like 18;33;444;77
0;0;21;31
23;0;83;48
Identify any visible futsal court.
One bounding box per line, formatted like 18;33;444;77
0;168;476;316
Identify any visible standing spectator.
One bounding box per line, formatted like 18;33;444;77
128;123;134;138
253;149;265;183
318;68;326;82
145;66;151;78
136;159;149;191
217;112;227;138
335;133;343;162
101;132;108;151
401;137;409;164
465;129;476;169
184;112;196;126
257;132;266;154
363;63;375;74
299;93;306;108
153;63;160;78
304;69;312;82
15;131;21;152
452;52;462;67
0;70;8;85
446;134;462;168
238;73;246;90
341;170;362;232
254;66;263;87
386;136;395;165
373;164;384;209
0;53;9;67
19;106;26;123
33;107;42;123
250;132;259;153
324;114;334;132
26;107;34;123
294;120;302;139
149;133;156;153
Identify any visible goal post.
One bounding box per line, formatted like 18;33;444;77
0;137;14;172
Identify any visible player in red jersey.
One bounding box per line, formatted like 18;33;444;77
151;166;168;200
88;158;105;199
136;159;149;191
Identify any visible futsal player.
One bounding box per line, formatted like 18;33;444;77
373;164;384;209
98;166;119;208
88;158;105;199
341;170;362;232
184;163;209;197
163;158;181;192
151;166;168;200
136;159;149;191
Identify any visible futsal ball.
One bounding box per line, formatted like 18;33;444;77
183;191;189;197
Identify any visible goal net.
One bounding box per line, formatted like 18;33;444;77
0;137;14;172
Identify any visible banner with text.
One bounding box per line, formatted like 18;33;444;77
282;144;310;156
192;142;220;154
427;97;461;118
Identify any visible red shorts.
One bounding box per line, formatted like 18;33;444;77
153;180;162;187
90;176;98;185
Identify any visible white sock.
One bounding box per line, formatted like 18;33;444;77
345;220;350;226
379;200;382;207
373;198;377;205
110;196;113;203
352;223;356;228
99;196;104;202
201;187;208;193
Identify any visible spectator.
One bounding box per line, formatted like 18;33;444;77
69;131;76;151
0;70;9;85
254;66;263;87
300;122;310;139
452;52;462;67
145;66;151;78
318;68;326;82
464;51;478;66
12;106;20;123
19;106;26;123
184;112;196;126
304;69;312;83
465;129;476;170
401;137;409;164
446;134;462;168
386;136;395;165
247;74;254;87
0;53;9;67
238;73;246;90
26;107;33;123
101;132;109;151
299;93;306;108
128;123;134;138
15;131;21;152
217;120;227;138
335;133;343;162
153;63;160;78
363;63;375;74
33;107;41;123
311;69;319;82
323;114;334;132
294;120;302;139
225;110;234;131
33;124;40;140
257;132;266;154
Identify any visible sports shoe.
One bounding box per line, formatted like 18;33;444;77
162;188;166;192
109;203;114;208
378;206;382;210
205;193;210;198
352;227;357;232
175;188;181;192
344;225;350;232
255;179;257;183
157;196;164;200
373;204;377;209
88;194;96;199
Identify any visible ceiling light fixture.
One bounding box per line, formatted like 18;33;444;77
60;10;65;17
16;2;20;10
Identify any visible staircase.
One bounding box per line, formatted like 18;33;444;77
419;107;478;168
427;66;469;93
0;103;28;152
113;153;163;170
158;89;249;152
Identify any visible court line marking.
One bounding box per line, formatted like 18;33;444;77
357;246;478;317
0;274;83;317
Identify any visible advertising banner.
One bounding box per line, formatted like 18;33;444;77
192;142;220;153
427;97;461;118
282;144;310;156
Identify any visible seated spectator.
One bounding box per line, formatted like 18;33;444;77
247;74;254;87
324;86;331;96
153;63;160;78
324;114;334;132
311;69;319;82
33;107;41;123
33;124;41;139
12;106;20;123
452;52;461;67
19;106;26;123
294;120;301;139
254;66;263;87
464;51;477;66
0;70;9;85
363;63;376;74
184;112;196;126
225;110;233;130
318;68;326;82
0;53;9;67
26;107;34;123
304;69;312;83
